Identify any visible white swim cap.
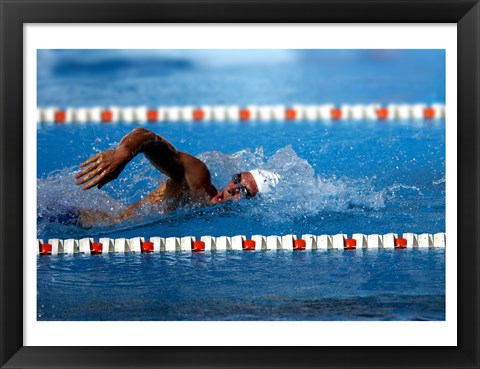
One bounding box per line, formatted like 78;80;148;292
249;169;281;194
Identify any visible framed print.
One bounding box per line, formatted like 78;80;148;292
1;1;479;368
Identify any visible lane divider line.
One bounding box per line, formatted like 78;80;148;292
37;103;446;125
37;232;446;255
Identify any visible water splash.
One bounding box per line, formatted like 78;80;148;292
432;176;445;186
37;146;390;237
384;183;424;201
250;146;387;224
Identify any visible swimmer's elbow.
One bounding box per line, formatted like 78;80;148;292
131;127;151;135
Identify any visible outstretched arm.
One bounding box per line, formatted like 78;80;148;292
74;128;218;227
76;127;216;197
75;128;186;190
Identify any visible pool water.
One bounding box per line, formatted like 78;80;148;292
37;50;445;320
37;249;445;321
37;122;445;240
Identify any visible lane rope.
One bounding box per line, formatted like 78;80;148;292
37;232;446;255
37;103;446;125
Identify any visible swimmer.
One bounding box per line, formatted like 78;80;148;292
75;127;280;226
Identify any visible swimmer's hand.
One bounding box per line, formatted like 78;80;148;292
75;147;132;190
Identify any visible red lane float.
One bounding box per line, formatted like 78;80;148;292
193;240;206;252
38;103;445;124
285;108;296;121
293;239;306;250
344;238;357;250
36;232;446;255
243;240;256;251
91;242;103;254
376;107;389;120
101;110;113;123
331;108;342;120
423;107;435;119
239;109;251;121
193;109;205;121
394;237;407;249
141;241;154;253
54;111;66;123
147;110;158;122
39;243;52;256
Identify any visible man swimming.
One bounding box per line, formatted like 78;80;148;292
75;127;280;225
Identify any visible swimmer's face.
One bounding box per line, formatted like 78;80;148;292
210;172;259;204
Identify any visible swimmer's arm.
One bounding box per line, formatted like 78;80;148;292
124;127;185;183
116;181;179;219
77;182;177;227
76;128;186;190
123;128;216;195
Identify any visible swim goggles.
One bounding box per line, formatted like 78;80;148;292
231;173;253;198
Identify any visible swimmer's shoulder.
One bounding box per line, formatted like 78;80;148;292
179;152;216;195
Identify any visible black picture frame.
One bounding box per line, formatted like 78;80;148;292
1;1;479;368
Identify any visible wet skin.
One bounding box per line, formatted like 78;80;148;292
75;128;259;224
210;172;259;203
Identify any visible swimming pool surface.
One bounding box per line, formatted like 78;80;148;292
38;249;444;321
37;50;446;321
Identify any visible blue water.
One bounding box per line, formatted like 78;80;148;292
37;50;445;320
37;249;445;321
